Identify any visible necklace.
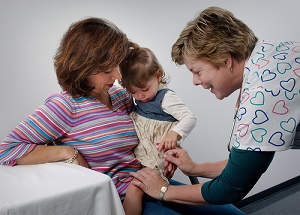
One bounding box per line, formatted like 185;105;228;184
227;88;242;151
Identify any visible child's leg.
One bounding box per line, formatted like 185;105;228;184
123;181;144;215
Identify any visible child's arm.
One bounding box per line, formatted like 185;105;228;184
158;90;197;151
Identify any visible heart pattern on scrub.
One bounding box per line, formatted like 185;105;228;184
231;40;300;151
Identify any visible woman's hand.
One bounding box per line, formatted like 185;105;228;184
130;167;168;199
163;148;197;176
72;152;90;168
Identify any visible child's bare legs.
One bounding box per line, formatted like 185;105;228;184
123;180;144;215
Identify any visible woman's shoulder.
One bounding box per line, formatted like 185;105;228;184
43;91;77;111
45;91;72;103
252;39;299;55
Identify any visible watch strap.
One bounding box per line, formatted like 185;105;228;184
159;183;169;201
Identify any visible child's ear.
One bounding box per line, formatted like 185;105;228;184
156;70;162;82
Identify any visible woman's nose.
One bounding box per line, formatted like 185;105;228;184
112;67;122;80
193;75;202;86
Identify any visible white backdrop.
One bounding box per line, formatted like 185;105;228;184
1;0;300;198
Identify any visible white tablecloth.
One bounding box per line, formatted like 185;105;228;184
0;163;125;215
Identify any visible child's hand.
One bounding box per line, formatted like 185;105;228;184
157;131;181;152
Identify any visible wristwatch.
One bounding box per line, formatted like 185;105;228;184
159;183;169;201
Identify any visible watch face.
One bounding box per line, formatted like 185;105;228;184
160;184;169;201
161;187;167;192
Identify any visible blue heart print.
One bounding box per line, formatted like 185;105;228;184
273;53;288;60
268;131;285;146
252;110;269;125
265;88;280;96
261;43;274;52
280;78;296;92
246;147;262;151
236;40;300;151
261;69;276;82
237;107;247;121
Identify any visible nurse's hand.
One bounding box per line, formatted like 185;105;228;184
164;148;197;176
130;167;168;199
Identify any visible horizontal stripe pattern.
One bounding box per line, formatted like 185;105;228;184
0;85;141;200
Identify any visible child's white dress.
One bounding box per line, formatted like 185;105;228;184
131;85;197;180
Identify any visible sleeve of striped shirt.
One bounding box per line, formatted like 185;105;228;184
0;94;74;166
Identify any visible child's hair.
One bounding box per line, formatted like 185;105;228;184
119;42;169;93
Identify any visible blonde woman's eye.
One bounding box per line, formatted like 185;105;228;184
197;69;203;75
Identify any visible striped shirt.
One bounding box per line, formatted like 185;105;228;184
0;85;141;200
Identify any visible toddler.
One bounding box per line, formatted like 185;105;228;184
120;42;197;215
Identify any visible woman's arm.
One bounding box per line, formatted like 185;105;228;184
15;145;90;167
130;148;228;205
131;158;228;205
131;147;276;205
1;94;74;166
131;167;208;205
15;145;74;165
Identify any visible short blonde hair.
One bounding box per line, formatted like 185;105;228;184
171;6;257;68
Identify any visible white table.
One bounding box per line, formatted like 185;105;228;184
0;163;125;215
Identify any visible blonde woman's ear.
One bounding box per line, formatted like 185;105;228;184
224;54;233;71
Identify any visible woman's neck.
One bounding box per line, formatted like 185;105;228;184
90;91;112;109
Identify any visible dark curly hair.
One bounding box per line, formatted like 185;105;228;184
54;17;130;96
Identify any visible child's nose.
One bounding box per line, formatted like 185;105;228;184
138;93;145;99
